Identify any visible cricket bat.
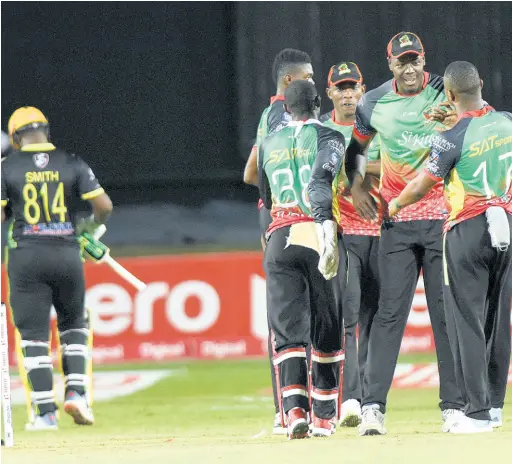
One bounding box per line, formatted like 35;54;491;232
79;231;147;291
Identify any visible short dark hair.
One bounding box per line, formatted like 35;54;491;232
285;80;319;115
272;48;311;85
444;61;481;98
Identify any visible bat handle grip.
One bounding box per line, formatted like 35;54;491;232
93;225;107;240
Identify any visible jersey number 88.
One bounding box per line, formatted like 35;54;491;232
271;165;311;208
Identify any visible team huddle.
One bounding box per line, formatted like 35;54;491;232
0;29;511;442
244;32;512;438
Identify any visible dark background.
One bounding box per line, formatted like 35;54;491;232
2;2;511;207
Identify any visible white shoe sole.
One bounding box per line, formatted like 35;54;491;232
450;426;493;434
25;423;58;432
491;421;502;428
359;423;386;436
340;412;362;428
64;401;94;426
311;427;333;437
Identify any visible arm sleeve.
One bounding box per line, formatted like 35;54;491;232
258;141;272;210
367;134;381;162
353;94;377;140
268;108;291;135
308;129;345;223
424;134;460;181
75;156;104;200
1;160;7;207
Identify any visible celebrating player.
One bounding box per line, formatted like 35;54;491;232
258;80;346;439
322;62;382;427
1;107;113;430
244;48;314;434
389;61;512;434
344;32;464;435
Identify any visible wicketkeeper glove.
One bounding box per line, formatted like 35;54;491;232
75;214;102;236
78;232;109;264
315;219;339;280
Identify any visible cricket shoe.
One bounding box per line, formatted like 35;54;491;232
273;412;287;435
339;399;362;427
449;415;493;434
490;408;503;428
25;411;58;431
311;416;336;437
441;408;464;433
64;391;95;425
287;407;310;440
358;404;386;436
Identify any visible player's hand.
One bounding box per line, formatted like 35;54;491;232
316;220;339;280
75;214;102;236
424;102;457;130
351;181;377;221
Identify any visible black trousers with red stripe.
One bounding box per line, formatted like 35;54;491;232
264;226;346;419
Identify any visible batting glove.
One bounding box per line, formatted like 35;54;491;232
75;214;102;236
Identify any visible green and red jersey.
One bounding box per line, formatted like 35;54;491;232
354;72;448;222
254;95;292;209
424;106;512;232
323;113;382;236
258;120;345;235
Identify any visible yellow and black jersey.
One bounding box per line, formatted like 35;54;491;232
1;143;104;247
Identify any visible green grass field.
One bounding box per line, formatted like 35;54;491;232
3;355;512;464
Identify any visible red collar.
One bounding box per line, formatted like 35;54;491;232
270;95;285;104
392;72;429;97
331;110;354;126
458;104;494;120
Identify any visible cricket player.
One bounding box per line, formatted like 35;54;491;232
389;61;512;434
259;80;346;439
1;107;113;430
344;32;464;435
243;48;314;434
322;62;382;427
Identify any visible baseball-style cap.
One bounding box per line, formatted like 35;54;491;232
387;32;425;58
327;62;363;86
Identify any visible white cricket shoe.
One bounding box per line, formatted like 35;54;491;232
272;412;287;435
25;411;58;431
449;415;493;434
64;391;94;425
441;409;464;433
358;404;386;436
490;408;503;428
339;399;362;427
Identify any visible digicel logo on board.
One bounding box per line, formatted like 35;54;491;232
85;272;433;339
87;280;221;336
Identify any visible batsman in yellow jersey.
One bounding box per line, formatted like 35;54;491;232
1;107;113;430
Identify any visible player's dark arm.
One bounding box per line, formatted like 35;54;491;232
257;144;272;209
345;133;377;220
308;132;344;223
243;145;258;185
88;193;113;224
389;172;438;216
366;160;381;177
390;134;459;217
1;206;5;223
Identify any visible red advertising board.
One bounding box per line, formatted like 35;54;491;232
2;251;508;365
